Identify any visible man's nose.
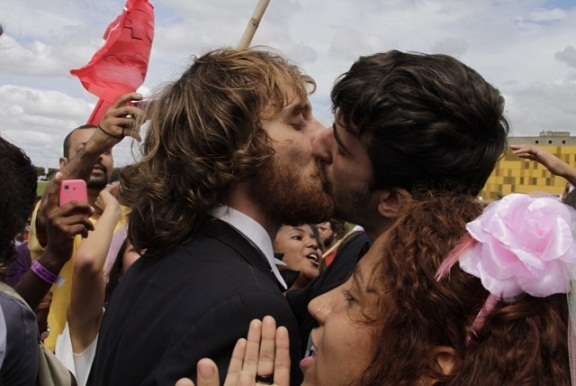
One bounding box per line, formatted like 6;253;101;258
311;125;333;164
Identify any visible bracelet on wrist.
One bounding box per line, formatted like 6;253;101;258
31;260;63;286
98;125;124;140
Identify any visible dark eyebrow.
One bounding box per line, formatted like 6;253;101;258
333;123;352;156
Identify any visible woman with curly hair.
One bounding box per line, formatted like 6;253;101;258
181;193;573;386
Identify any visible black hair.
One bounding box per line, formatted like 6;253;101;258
0;136;37;275
332;50;509;196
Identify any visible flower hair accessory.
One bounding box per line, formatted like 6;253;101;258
436;194;576;351
460;193;576;300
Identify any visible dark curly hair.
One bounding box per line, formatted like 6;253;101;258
0;136;37;276
361;195;569;385
121;48;315;253
332;51;509;196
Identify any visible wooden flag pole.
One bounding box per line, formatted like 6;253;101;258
237;0;271;49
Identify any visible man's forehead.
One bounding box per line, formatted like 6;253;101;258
69;127;96;145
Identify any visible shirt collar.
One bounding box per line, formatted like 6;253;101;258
211;206;287;289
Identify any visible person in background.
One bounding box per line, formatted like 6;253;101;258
27;93;144;351
274;225;322;290
0;136;93;385
315;220;345;251
54;183;134;386
511;143;576;190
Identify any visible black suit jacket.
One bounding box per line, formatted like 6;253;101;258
88;219;302;386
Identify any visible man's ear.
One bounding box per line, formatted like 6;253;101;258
59;157;68;169
375;188;412;219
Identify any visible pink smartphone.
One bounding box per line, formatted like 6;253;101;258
59;179;88;207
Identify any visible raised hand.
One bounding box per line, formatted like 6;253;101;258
44;177;94;264
94;182;121;214
177;316;291;386
510;144;570;177
99;92;146;142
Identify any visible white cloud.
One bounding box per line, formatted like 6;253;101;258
505;80;576;136
0;35;65;76
431;38;468;58
525;7;567;23
0;85;138;167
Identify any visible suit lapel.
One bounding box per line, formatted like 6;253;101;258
201;218;280;286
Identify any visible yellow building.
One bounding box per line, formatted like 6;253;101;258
481;131;576;201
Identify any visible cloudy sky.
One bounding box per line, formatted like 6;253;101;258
1;0;575;167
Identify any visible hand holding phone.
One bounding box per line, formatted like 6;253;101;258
59;179;88;207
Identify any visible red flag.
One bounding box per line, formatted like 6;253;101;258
71;0;154;125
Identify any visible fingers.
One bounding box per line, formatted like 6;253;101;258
273;327;290;386
65;223;92;239
224;338;246;386
57;202;93;216
48;203;94;238
108;181;121;197
113;92;142;109
224;318;288;386
196;358;220;386
243;319;263;378
175;378;195;386
100;93;146;142
257;316;277;376
44;173;64;210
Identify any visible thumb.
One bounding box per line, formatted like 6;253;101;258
175;379;195;386
197;358;220;386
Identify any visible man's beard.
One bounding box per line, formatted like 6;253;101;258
333;184;372;226
251;157;334;226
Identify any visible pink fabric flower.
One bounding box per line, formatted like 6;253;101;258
459;194;576;300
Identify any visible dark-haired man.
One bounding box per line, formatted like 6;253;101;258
61;124;114;198
288;50;509;351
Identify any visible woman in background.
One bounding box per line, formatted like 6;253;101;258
274;224;322;290
55;184;139;386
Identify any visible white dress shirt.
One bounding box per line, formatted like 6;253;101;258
211;206;288;290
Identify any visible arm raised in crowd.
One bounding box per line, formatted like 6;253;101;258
511;144;576;186
15;177;94;309
35;93;145;247
176;316;290;386
68;184;121;353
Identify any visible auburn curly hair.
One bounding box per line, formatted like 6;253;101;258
121;48;315;253
361;195;569;385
